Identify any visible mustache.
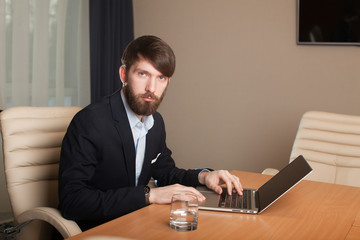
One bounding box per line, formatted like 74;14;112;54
141;92;159;100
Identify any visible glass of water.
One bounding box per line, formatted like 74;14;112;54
169;193;199;231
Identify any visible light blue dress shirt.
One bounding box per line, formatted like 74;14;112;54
121;91;154;186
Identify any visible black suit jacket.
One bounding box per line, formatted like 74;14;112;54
59;90;202;230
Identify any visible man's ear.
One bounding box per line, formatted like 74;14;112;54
119;65;127;85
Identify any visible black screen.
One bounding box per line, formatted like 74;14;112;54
297;0;360;45
257;155;313;212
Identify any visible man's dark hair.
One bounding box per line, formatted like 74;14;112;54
121;35;176;78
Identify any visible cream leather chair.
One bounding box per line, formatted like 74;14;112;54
263;111;360;188
0;106;82;240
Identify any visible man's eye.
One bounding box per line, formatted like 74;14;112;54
159;76;167;81
139;72;146;77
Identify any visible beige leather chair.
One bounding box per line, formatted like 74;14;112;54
0;106;82;240
263;111;360;188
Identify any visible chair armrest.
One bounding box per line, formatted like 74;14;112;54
261;168;279;175
17;207;82;238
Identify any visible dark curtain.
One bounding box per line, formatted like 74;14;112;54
89;0;134;103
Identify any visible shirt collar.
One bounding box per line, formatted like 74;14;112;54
121;90;154;131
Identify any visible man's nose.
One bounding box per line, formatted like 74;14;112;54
145;77;156;93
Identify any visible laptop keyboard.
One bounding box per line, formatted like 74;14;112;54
218;188;252;209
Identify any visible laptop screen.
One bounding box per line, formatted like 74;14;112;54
257;155;313;212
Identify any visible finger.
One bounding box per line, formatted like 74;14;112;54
231;175;243;192
221;173;241;196
214;185;223;195
225;180;233;195
169;184;203;200
193;191;206;201
184;187;206;201
220;171;235;195
232;176;243;195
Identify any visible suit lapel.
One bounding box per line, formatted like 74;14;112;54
110;90;136;186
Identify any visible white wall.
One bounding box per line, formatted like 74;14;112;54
133;0;360;172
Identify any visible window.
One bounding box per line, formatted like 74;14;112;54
0;0;90;108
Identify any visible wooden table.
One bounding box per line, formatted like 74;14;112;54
66;171;360;240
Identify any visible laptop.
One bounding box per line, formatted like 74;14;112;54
197;155;312;214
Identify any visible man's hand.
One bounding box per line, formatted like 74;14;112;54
198;170;243;195
149;184;205;204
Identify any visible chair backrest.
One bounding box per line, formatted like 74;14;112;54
290;111;360;187
0;106;81;223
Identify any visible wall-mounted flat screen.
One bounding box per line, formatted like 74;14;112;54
297;0;360;46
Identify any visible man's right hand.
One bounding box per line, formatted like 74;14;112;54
149;184;205;204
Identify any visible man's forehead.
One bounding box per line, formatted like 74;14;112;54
131;58;164;76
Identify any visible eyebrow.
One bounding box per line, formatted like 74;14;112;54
133;67;167;78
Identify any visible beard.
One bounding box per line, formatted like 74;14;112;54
123;81;167;116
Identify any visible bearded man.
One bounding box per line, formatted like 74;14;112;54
59;35;242;231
